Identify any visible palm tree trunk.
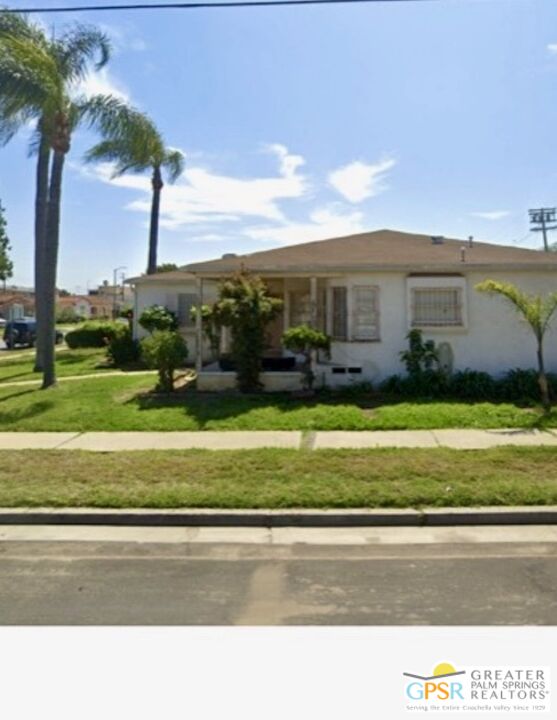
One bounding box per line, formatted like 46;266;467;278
147;166;163;275
34;129;51;373
42;150;65;389
537;339;551;412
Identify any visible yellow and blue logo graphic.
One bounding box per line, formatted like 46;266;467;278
403;662;466;701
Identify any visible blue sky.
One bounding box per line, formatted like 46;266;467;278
1;0;557;291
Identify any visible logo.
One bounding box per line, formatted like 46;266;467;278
403;662;551;714
404;662;465;701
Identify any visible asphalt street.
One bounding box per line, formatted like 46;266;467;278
0;525;555;625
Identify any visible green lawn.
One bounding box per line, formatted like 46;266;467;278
0;348;112;384
0;372;553;431
0;447;555;508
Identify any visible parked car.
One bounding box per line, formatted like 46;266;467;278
3;319;64;349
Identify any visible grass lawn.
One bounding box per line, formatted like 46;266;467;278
0;373;554;431
0;447;556;508
0;348;114;384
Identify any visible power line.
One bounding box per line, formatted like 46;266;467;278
0;0;439;14
529;207;557;253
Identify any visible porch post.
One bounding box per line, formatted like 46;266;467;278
309;276;318;375
195;276;203;374
283;279;290;333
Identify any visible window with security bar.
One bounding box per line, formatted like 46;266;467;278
177;293;197;327
411;287;463;327
352;286;380;340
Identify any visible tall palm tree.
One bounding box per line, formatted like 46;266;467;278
0;17;116;386
85;113;185;274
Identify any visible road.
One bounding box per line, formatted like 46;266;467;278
0;525;556;625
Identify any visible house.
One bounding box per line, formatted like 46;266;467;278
0;292;35;319
57;294;113;320
128;229;557;390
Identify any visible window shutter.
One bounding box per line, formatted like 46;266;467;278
332;287;348;341
352;286;380;340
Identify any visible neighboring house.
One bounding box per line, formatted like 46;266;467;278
0;292;35;319
128;229;557;390
58;295;112;319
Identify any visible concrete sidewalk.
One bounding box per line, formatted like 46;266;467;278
0;428;556;451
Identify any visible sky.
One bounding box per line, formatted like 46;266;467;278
1;0;557;292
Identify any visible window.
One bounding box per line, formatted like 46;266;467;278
411;287;463;327
332;287;348;341
352;286;380;340
177;293;197;327
289;291;311;327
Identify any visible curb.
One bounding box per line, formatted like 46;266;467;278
0;507;556;527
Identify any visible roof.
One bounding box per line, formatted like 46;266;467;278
126;270;196;285
182;229;557;275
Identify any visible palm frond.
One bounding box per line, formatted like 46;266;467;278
163;148;185;183
54;24;111;82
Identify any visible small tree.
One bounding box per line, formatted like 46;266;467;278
156;263;179;273
141;330;187;392
476;280;557;411
400;329;439;376
139;305;178;333
213;272;282;392
282;324;331;391
0;201;13;291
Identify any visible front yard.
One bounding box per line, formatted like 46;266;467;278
0;447;556;508
0;371;554;430
0;347;114;384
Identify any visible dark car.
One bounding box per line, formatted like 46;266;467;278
3;318;63;349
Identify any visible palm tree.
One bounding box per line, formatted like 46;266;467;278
476;280;557;411
0;16;115;386
85;113;185;275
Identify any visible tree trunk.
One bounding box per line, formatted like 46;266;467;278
537;339;551;412
41;150;65;389
34;130;51;372
147;166;163;275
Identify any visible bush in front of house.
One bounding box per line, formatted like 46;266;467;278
211;272;283;393
140;330;188;392
282;324;331;391
498;368;557;404
56;306;85;324
138;305;178;334
65;321;122;348
449;369;498;400
106;324;140;367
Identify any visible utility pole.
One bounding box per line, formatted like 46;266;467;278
112;266;126;319
529;208;557;252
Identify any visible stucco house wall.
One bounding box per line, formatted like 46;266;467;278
132;279;218;362
132;269;557;385
315;270;557;386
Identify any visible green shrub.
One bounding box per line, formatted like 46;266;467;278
380;370;449;398
56;306;85;324
106;325;140;366
400;329;439;375
450;369;497;400
212;272;282;393
65;321;122;349
498;369;557;403
138;305;178;333
282;324;331;390
140;330;188;392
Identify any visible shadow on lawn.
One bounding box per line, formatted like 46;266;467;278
0;388;53;423
125;384;555;431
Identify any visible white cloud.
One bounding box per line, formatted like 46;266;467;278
77;145;309;230
471;210;510;221
77;68;130;102
244;206;365;246
328;157;396;203
547;43;557;55
99;22;147;53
